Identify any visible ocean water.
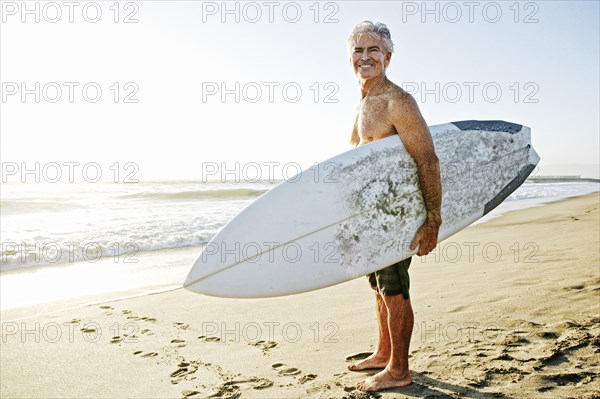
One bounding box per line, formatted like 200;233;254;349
1;179;598;311
475;180;600;225
1;180;271;270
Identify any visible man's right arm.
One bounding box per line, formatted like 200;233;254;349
388;93;442;256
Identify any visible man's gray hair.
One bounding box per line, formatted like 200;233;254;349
347;21;394;54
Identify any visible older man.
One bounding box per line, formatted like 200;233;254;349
346;21;442;392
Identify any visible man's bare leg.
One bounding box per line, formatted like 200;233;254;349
348;288;390;371
357;295;414;391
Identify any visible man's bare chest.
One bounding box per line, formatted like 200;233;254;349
356;99;397;142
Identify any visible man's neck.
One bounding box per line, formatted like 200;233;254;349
359;74;388;98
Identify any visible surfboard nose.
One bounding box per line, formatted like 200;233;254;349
182;270;194;289
182;253;216;291
182;244;237;295
182;247;212;291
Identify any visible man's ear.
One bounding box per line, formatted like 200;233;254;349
385;52;392;67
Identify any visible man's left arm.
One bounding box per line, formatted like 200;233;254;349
389;94;442;256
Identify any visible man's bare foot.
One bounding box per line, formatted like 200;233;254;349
356;367;412;392
347;353;389;371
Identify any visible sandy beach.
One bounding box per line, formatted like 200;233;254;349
1;192;598;399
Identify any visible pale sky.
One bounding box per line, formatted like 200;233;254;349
1;1;599;181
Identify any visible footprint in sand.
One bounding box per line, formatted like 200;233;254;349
140;352;158;358
278;368;301;376
198;335;221;343
170;360;201;384
225;378;273;389
502;335;531;347
299;374;317;384
206;386;240;399
110;336;124;344
195;376;273;399
99;305;114;316
170;367;190;378
173;322;190;330
171;339;187;348
484;326;503;335
126;315;157;322
345;352;373;362
537;331;559;339
277;367;302;376
249;340;277;352
271;363;301;376
181;390;201;398
541;371;595;386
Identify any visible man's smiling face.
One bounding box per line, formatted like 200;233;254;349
350;32;391;81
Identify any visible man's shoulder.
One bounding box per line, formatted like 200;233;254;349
386;81;415;100
384;81;418;111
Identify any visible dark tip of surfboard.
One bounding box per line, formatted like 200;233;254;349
483;163;537;216
452;120;523;134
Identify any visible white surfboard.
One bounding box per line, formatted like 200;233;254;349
184;120;540;298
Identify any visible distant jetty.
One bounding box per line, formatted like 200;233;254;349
528;175;600;183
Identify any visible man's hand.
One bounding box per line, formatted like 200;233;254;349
409;214;441;256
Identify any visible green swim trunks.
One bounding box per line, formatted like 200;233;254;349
367;257;412;299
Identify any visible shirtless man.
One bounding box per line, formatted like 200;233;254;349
346;21;443;392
